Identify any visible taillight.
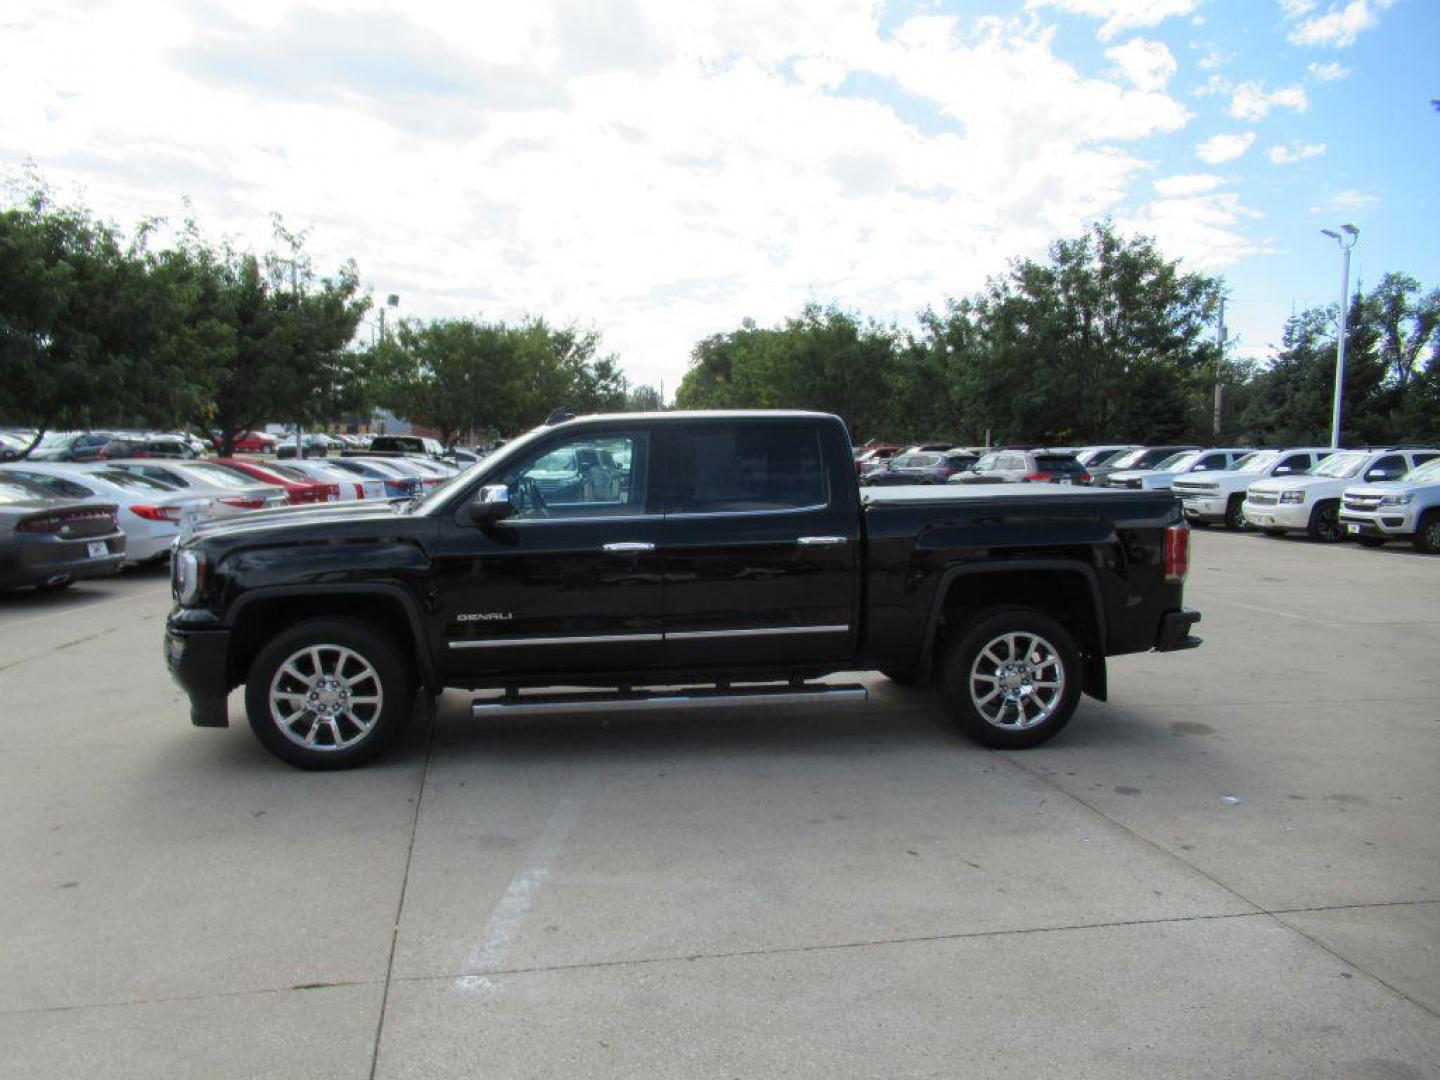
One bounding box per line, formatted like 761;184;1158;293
328;484;341;501
353;482;366;499
130;504;183;523
18;509;115;534
1079;472;1092;484
1164;523;1191;583
1024;472;1052;482
219;497;265;510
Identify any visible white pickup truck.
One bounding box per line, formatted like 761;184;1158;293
1338;456;1440;552
1171;447;1332;530
1244;447;1440;542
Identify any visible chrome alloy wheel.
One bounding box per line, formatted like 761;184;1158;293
968;631;1066;730
268;644;384;751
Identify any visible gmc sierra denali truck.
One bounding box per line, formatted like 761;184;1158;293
164;410;1201;769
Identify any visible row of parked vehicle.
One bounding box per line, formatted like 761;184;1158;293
0;452;468;591
855;440;1440;553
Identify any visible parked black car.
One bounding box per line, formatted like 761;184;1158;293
165;409;1201;769
0;476;126;591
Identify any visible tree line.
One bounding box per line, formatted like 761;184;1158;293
0;178;644;456
4;178;1437;455
676;223;1440;448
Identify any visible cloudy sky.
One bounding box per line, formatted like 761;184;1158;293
2;0;1435;394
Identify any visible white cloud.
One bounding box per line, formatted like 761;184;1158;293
1025;0;1202;41
1328;188;1380;210
1105;38;1178;93
1153;173;1226;196
1307;60;1351;81
1268;141;1326;164
1229;81;1309;121
1286;0;1394;48
1278;0;1317;16
1195;131;1256;163
1118;190;1270;271
0;0;1216;393
1195;48;1232;71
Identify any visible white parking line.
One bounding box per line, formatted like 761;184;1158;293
0;586;171;633
454;788;590;994
1213;599;1340;628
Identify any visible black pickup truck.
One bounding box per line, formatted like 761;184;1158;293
164;410;1200;769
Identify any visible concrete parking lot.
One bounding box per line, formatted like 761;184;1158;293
1;533;1438;1079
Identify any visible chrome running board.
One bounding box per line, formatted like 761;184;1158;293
471;682;868;718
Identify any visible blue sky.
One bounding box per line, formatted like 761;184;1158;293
0;0;1433;391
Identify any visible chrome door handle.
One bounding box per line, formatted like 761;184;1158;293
602;541;655;553
796;536;847;546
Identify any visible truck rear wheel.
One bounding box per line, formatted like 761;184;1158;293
939;608;1081;749
245;617;414;770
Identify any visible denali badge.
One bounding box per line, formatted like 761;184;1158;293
457;612;514;622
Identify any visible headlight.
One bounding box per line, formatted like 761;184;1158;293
172;549;204;604
1279;491;1306;504
1379;493;1415;506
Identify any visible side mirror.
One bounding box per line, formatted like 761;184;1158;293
468;484;514;525
1365;469;1396;482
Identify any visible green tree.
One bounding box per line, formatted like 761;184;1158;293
0;181;203;451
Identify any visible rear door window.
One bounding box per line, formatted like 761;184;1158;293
668;425;826;514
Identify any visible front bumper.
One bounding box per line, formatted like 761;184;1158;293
1242;499;1309;531
1155;608;1202;652
1179;494;1226;521
164;613;232;727
1338;509;1414;538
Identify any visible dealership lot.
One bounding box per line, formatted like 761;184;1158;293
1;535;1437;1078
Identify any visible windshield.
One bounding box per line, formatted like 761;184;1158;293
410;424;553;516
1232;451;1279;473
1310;452;1368;479
1154;451;1199;471
893;453;940;468
1404;458;1440;482
1108;448;1150;469
184;463;263;488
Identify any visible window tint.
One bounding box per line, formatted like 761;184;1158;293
975;453;1001;471
94;470;179;493
669;425;824;514
1035;455;1083;474
1197;453;1231;471
1277;454;1310;473
1412;453;1439;468
502;433;648;519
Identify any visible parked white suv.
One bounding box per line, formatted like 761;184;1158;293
1338;456;1440;552
1100;448;1247;491
1172;447;1333;530
1244;447;1440;542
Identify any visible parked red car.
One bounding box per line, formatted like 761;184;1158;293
213;431;277;454
210;458;337;505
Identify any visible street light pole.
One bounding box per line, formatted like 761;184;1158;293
1320;224;1359;449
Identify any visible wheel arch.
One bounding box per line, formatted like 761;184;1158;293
918;561;1108;701
224;585;438;695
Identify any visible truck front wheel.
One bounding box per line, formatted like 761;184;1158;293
939;608;1081;749
245;617;414;770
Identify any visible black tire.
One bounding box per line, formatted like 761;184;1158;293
245;617;415;770
1223;495;1248;531
1263;528;1287;537
35;578;73;592
1414;511;1440;555
939;607;1082;750
1355;535;1387;548
880;669;919;685
1307;500;1343;543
